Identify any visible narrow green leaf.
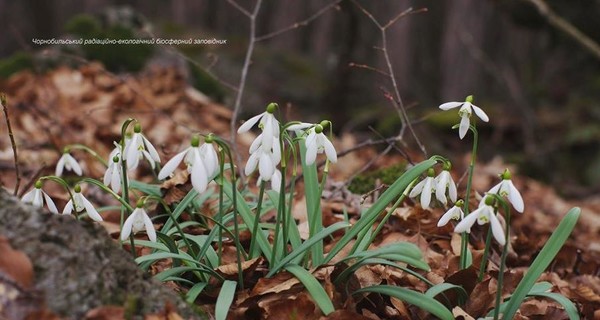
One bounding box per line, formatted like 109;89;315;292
267;221;350;277
267;190;302;252
285;264;335;315
135;251;197;265
531;292;579;320
161;189;199;233
354;285;453;320
186;282;207;303
324;158;437;264
156;231;181;267
215;280;237;320
502;207;580;319
154;266;209;281
299;141;324;265
222;183;273;263
129;180;162;196
425;282;468;302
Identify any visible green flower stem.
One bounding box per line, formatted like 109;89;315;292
217;149;226;265
494;203;512;320
249;180;266;258
460;125;479;270
214;137;245;289
66;144;108;167
119;119;135;253
478;221;494;282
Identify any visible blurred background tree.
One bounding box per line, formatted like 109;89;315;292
0;0;599;197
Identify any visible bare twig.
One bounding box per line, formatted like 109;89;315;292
348;62;390;77
256;0;342;41
1;94;21;196
523;0;600;60
351;0;428;156
228;0;263;181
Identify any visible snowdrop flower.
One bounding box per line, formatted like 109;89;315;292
55;149;83;177
238;103;280;153
103;155;122;193
123;123;160;171
437;200;465;227
305;123;337;166
257;169;282;193
434;165;457;205
454;196;505;245
488;168;524;213
286;122;314;136
409;168;436;209
21;180;59;214
158;135;219;194
439;95;489;139
245;146;279;181
120;201;156;242
62;184;103;222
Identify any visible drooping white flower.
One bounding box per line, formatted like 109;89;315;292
238;103;280;153
286;122;314;136
435;168;457;205
158;135;220;194
103;154;122;193
257;169;282;193
488;168;524;213
437;200;465;227
245;146;278;181
409;168;436;209
120;205;156;242
55;150;83;177
454;196;505;245
21;181;59;214
305;124;337;165
439;95;489;139
123;123;160;171
63;185;103;222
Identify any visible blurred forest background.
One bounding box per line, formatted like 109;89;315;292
0;0;600;197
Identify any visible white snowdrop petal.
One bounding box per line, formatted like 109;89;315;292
459;115;470;139
258;152;275;181
55;155;66;177
435;173;449;204
421;178;433;209
238;113;264;133
82;196;103;222
439;102;463;110
249;134;263;154
142;211;157;242
322;135;338;163
489;213;506;246
43;192;59;214
409;180;426;198
103;166;112;186
158;148;189;180
32;189;43;208
454;209;480;233
110;166;121;193
120;212;136;240
305;138;318;166
191;152;209;193
271;170;282;193
437;207;458;227
245;151;260;176
143;136;161;163
448;179;458;203
261;116;274;152
63;200;74;214
65;154;83;176
507;180;524;213
472;105;490;122
271;138;281;166
21;189;35;203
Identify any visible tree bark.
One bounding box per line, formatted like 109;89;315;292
0;188;203;319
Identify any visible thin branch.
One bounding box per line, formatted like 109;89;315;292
1;94;21;196
524;0;600;60
229;0;263;181
256;0;342;41
348;62;390;77
351;0;428;156
226;0;252;18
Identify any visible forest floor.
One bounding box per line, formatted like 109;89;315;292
1;65;600;319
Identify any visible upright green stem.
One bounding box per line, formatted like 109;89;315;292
478;224;494;282
250;181;266;257
494;212;511;320
217;149;226;265
460;125;479;269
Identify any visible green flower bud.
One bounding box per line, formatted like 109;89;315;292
484;196;495;206
455;199;464;207
74;184;82;193
315;124;324;134
501;168;511;180
204;134;214;144
112;155;120;163
319;120;330;129
466;95;474;103
34;180;43;189
136;198;144;208
191;135;200;147
266;102;278;114
443;162;452;171
427;168;435;177
133;123;142;133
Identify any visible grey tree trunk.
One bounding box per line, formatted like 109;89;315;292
0;188;203;319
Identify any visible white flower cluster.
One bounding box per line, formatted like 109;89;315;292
409;167;457;210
